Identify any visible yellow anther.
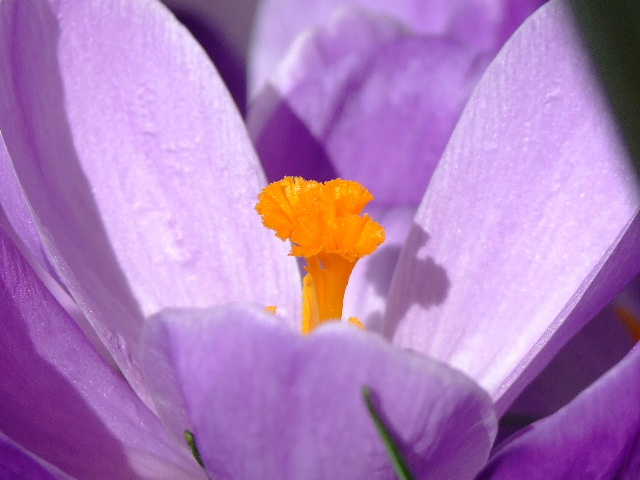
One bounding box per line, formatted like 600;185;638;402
301;273;318;334
348;317;364;329
265;306;277;315
256;177;385;334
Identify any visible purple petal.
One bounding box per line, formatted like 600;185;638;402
249;8;490;205
478;342;640;479
0;432;75;480
248;8;406;186
249;0;546;95
0;0;301;405
141;305;497;480
385;0;640;414
0;141;118;368
0;227;203;480
499;303;636;439
0;135;46;273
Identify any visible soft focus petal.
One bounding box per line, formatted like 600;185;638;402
249;8;489;205
0;432;75;480
0;0;300;406
0;227;202;480
249;0;545;95
141;305;497;480
478;342;640;479
162;0;256;68
160;0;258;112
385;0;640;413
248;8;406;185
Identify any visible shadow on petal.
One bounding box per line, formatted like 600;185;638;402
249;85;338;183
366;244;402;298
383;223;450;339
172;10;248;114
1;295;140;479
0;227;181;480
0;0;149;402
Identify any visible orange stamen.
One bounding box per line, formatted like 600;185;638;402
256;177;385;334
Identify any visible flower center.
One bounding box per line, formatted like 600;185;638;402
256;177;385;334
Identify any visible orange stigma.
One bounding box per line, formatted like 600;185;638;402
256;177;385;334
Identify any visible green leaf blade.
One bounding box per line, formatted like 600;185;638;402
362;386;415;480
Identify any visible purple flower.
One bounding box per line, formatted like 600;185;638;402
0;0;638;479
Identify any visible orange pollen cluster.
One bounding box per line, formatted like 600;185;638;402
256;177;385;334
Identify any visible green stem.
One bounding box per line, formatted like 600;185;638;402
184;429;206;470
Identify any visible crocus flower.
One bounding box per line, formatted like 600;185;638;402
0;1;639;480
0;0;494;478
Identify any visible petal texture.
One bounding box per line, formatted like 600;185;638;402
385;0;640;413
249;0;546;95
0;0;300;405
0;227;203;480
249;8;489;205
478;342;640;479
141;305;497;480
